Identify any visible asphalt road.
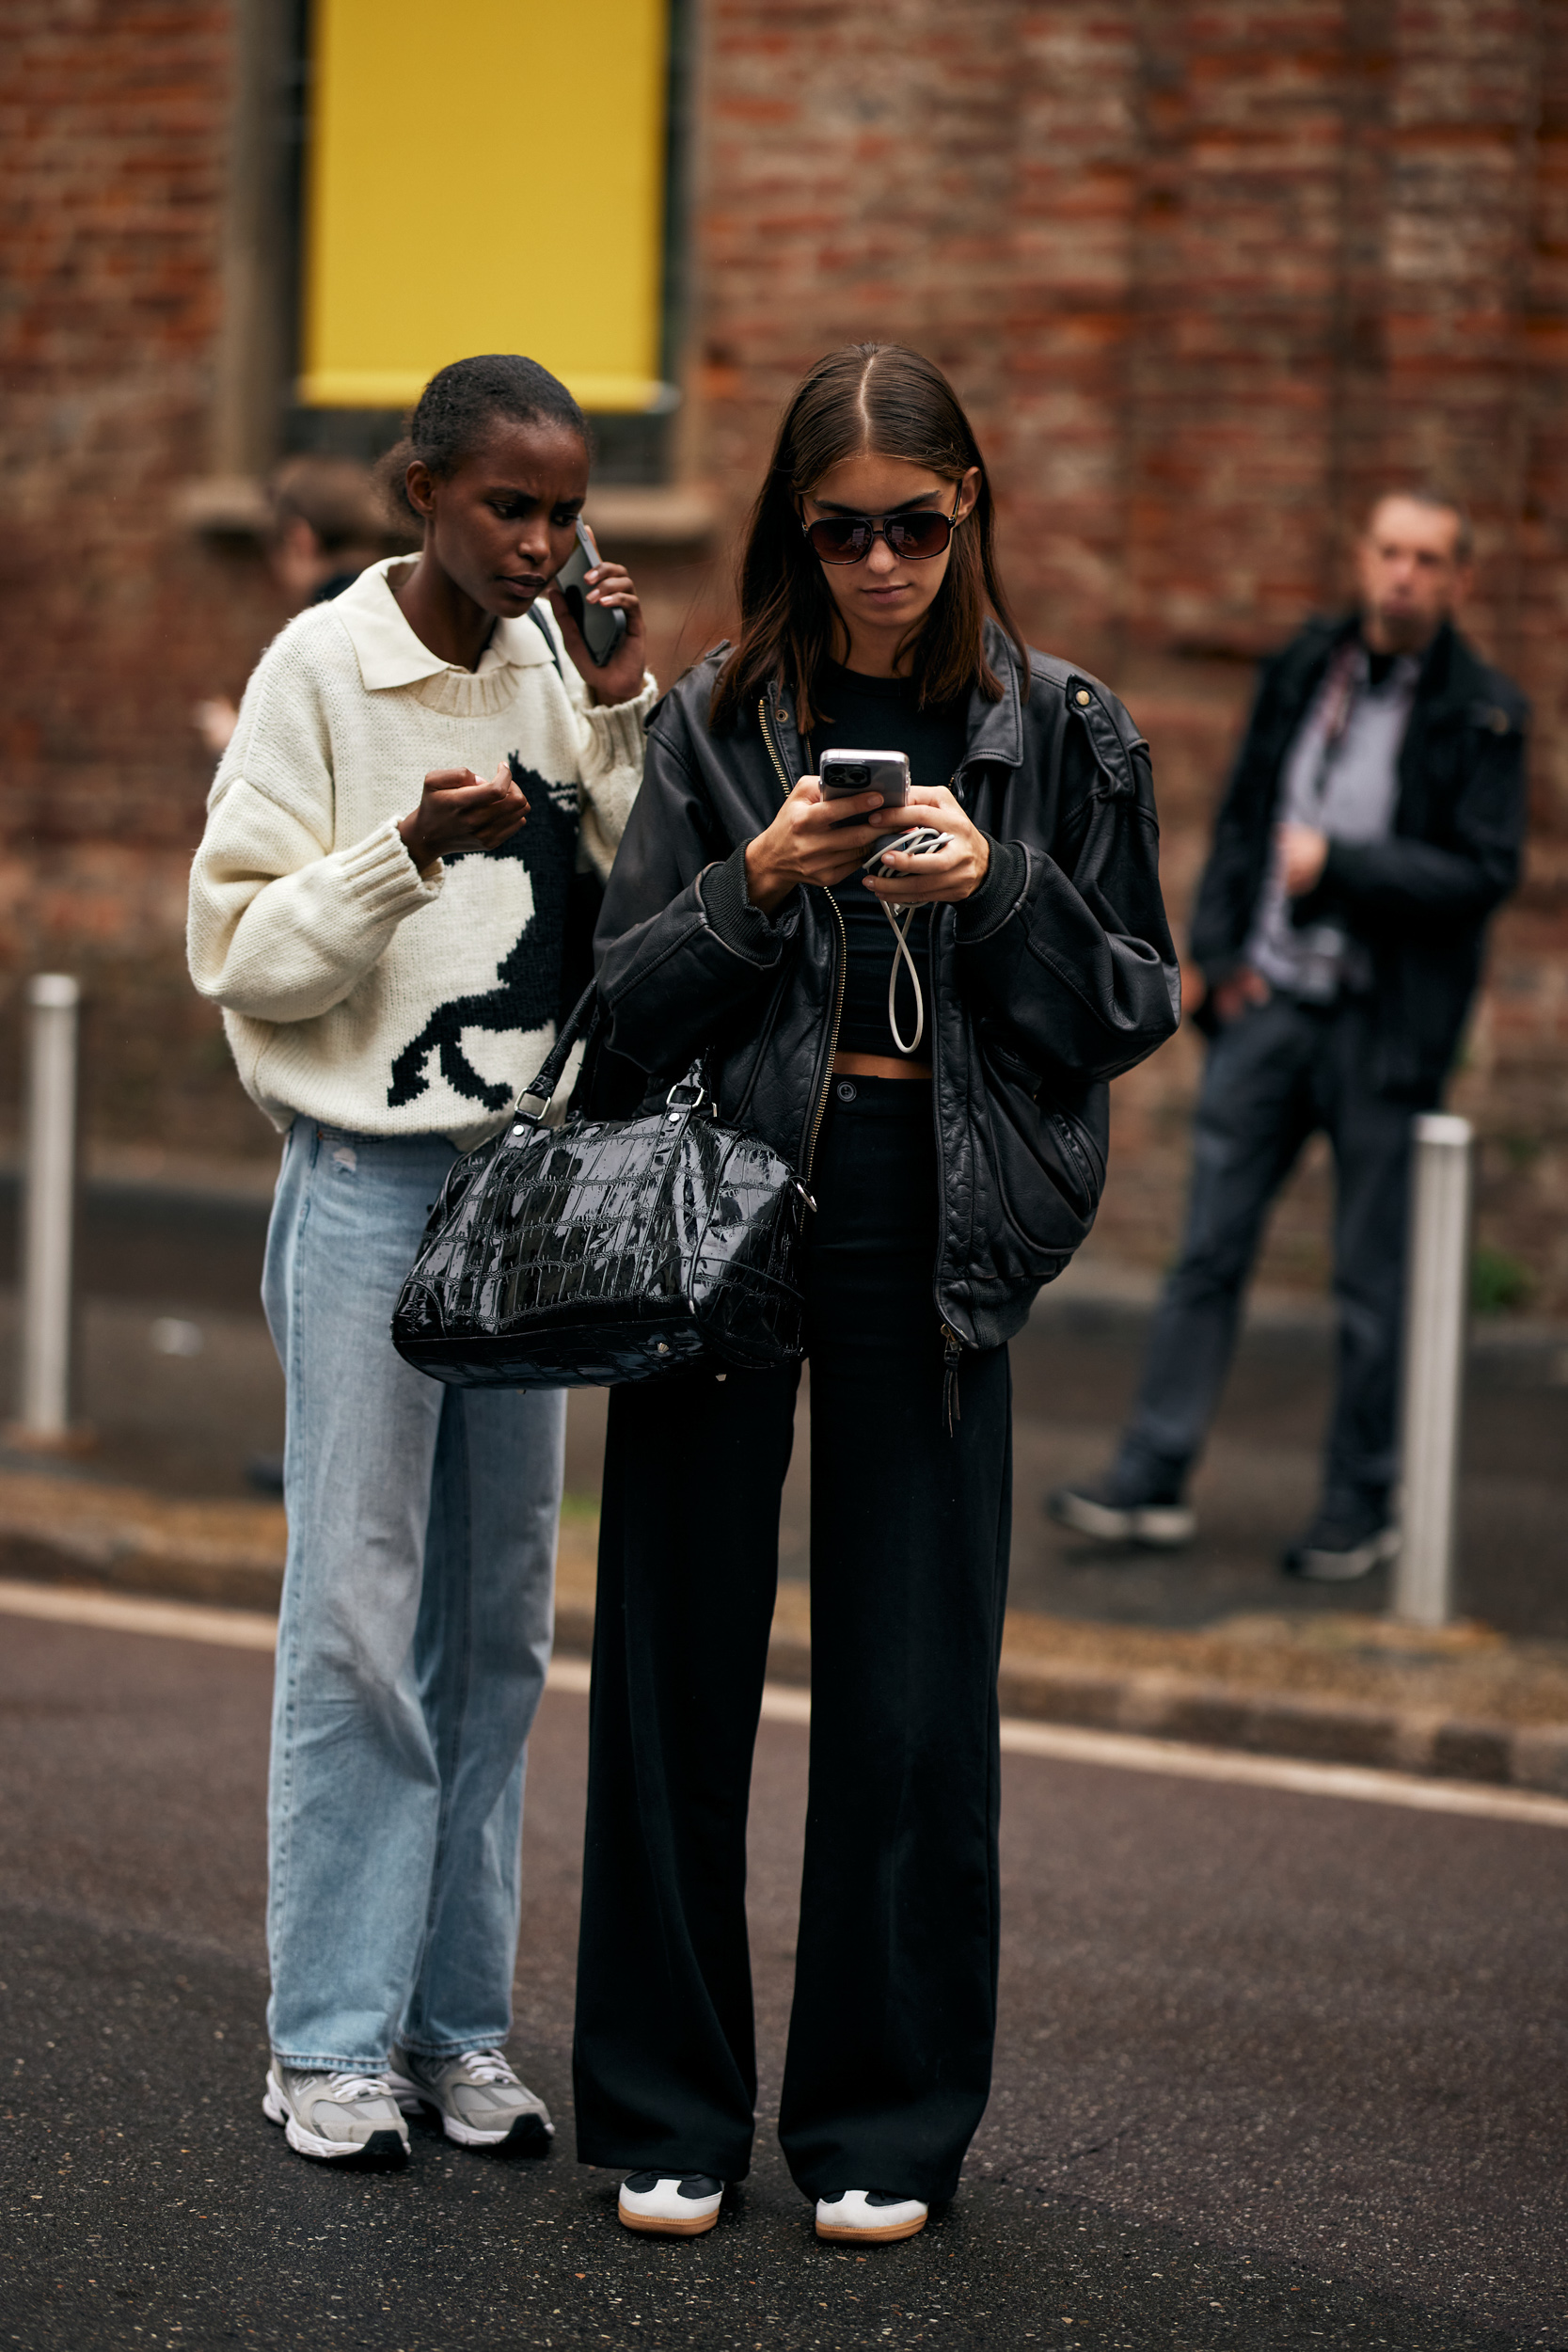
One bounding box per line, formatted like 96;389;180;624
2;1612;1564;2349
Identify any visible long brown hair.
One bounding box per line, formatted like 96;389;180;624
709;342;1028;736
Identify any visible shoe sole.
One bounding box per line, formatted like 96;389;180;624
262;2082;407;2166
389;2086;553;2154
816;2213;928;2244
618;2201;721;2236
1047;1492;1196;1549
1285;1527;1401;1583
442;2110;553;2154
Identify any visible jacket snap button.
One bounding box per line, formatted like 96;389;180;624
1075;688;1091;706
656;1342;670;1355
777;706;791;723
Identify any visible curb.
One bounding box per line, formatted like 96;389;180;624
8;1530;1568;1804
758;1629;1568;1802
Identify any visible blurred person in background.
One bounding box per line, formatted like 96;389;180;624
194;456;401;755
187;354;654;2169
1050;491;1528;1581
574;343;1178;2245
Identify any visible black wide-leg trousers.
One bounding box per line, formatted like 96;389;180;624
572;1078;1013;2204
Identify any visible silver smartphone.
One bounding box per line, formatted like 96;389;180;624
554;519;627;667
818;747;911;830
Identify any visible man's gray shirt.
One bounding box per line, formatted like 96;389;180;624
1244;643;1418;1001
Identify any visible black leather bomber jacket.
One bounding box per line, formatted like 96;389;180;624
587;623;1180;1353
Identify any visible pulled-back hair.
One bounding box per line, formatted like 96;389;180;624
709;343;1028;736
379;354;590;522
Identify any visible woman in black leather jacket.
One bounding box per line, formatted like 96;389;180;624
574;344;1179;2247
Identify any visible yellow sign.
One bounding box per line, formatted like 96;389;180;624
300;0;671;414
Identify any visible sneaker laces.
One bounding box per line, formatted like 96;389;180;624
324;2071;396;2104
455;2049;520;2087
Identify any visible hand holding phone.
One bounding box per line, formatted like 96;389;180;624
554;520;629;668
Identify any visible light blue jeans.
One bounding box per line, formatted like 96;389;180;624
261;1120;563;2070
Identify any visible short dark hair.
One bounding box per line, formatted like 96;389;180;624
1368;486;1473;564
379;355;590;522
709;342;1029;736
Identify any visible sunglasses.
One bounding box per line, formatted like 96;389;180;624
801;490;962;565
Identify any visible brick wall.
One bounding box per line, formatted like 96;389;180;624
0;0;300;1154
2;0;1565;1300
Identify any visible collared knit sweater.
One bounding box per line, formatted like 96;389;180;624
187;556;655;1150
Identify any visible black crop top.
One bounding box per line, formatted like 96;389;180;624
809;663;970;1061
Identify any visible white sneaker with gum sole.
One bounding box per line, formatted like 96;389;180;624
617;2172;724;2235
816;2189;928;2242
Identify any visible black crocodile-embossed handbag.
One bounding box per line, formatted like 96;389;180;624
390;984;812;1389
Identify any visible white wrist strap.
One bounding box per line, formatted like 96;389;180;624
881;903;925;1057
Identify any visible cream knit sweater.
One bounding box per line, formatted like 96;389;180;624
187;557;654;1150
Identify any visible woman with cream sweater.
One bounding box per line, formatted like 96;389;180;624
188;354;653;2168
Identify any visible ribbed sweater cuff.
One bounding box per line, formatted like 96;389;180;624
698;847;787;964
583;672;657;772
340;818;445;912
954;835;1026;941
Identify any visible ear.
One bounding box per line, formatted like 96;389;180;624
953;466;982;524
404;458;437;522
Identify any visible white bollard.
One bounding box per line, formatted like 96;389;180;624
17;975;82;1442
1393;1113;1474;1629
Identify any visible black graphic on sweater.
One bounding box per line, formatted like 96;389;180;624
386;761;577;1113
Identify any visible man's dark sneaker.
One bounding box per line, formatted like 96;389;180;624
617;2172;725;2235
1045;1474;1196;1550
1281;1511;1401;1582
262;2063;409;2164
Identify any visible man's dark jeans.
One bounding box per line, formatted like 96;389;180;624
1112;993;1426;1519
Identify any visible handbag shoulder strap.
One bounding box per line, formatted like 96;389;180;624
526;602;565;678
515;980;604;1122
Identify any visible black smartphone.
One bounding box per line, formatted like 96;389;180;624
817;748;911;830
554;519;628;667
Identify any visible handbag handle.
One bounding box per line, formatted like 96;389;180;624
512;980;605;1125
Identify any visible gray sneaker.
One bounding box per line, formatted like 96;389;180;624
387;2045;554;2153
261;2063;410;2164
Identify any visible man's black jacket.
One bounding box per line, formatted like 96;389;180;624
588;623;1180;1352
1189;613;1528;1099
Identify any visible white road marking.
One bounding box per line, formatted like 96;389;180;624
0;1578;278;1649
3;1577;1564;1829
990;1717;1568;1829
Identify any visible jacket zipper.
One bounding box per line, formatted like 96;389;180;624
1050;1108;1098;1193
808;890;848;1181
759;693;846;1182
925;889;969;1430
758;691;794;803
940;1320;964;1432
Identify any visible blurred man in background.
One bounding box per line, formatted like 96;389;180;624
1050;491;1528;1581
194;456;397;755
